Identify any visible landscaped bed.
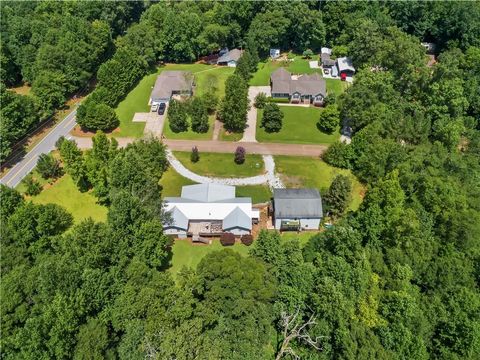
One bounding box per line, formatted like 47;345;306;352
173;151;265;178
274;155;365;210
256;106;339;144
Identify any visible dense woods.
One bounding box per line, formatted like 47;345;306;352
1;1;480;359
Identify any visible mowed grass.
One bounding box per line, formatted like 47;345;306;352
236;185;272;204
275;156;365;210
173;151;265;178
326;78;349;97
114;63;220;138
160;166;196;197
256;106;339;144
218;128;243;141
163;115;215;140
22;174;108;223
169;239;250;278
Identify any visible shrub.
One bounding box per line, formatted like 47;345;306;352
303;49;314;59
317;105;340;134
191;146;199;163
323;142;354;169
254;92;268;109
241;234;254;246
220;232;235;246
77;99;119;131
55;136;66;150
202;91;218;113
36;153;62;179
234;146;246;164
267;97;290;104
190;97;209;133
261;103;283;133
22;175;42;196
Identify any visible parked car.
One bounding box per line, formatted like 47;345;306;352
323;68;330;75
158;103;166;115
151;103;158;112
341;73;347;81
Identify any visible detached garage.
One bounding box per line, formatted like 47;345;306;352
273;188;323;231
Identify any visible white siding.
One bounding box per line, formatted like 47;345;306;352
275;218;321;231
227;228;250;236
164;228;187;238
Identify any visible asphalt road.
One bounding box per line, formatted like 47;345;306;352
0;109;78;188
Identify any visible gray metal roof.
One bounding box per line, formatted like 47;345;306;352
223;206;252;231
273;188;323;218
336;57;355;73
217;49;243;64
181;184;236;202
271;69;326;97
166;206;189;230
150;71;193;100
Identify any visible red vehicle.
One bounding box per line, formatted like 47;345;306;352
340;73;347;81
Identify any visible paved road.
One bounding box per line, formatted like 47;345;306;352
0;110;78;188
72;137;327;157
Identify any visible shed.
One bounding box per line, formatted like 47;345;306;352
270;48;281;59
336;57;355;76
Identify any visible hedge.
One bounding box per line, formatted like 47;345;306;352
267;97;290;104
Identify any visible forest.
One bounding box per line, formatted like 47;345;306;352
1;1;480;359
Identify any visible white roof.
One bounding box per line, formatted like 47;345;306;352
181;183;235;202
321;47;332;55
336;57;355;73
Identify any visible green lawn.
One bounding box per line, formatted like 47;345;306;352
275;156;365;210
21;174;108;223
169;239;250;278
219;128;243;141
325;78;349;97
194;66;235;98
236;185;272;204
256;106;339;144
163;115;215;140
281;231;319;247
160;166;197;197
173;151;265;178
114;63;219;138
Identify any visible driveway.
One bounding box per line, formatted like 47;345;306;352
133;106;168;137
240;86;271;143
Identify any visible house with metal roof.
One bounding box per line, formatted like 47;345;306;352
273;188;323;231
217;48;243;67
149;71;194;105
270;68;326;106
163;184;259;241
336;57;355;77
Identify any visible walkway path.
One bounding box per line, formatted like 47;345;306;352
212;118;223;140
240;86;271;142
72;137;328;157
166;150;284;189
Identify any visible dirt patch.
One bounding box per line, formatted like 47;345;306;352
279;174;304;188
8;84;32;96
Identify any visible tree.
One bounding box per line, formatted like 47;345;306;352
325;175;352;218
31;70;67;112
191;146;199;163
36;153;62;180
22;174;42;196
190;97;209;133
220;74;249;132
167;99;188;133
234;146;246;164
261;103;283;133
77;100;119;131
0;185;23;222
317;105;340;134
254;92;268;109
59;139;89;191
234;49;254;81
302;49;314;59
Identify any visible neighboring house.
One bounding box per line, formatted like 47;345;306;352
336;57;355;78
163;184;259;241
421;42;436;54
273;188;323;231
149;71;194;105
270;67;326;106
217;48;243;67
321;53;335;68
270;48;281;59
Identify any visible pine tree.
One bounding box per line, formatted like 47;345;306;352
190;98;209;133
167;99;188;133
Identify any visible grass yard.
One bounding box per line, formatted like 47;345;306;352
275;156;365;210
256;106;339;144
218;128;243;141
326;78;349;97
173;151;265;178
20;174;108;223
194;66;235;98
236;185;272;204
281;231;319;247
160;166;197;197
169;239;250;278
163;115;215;140
114;63;222;138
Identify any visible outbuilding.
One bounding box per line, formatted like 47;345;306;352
336;57;355;77
217;48;243;67
273;188;323;231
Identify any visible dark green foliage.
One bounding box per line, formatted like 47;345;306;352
261;103;283;133
220;74;249;132
167;99;188;133
0;185;23;221
21;175;42;196
36;153;62;180
317;105;340;134
254;92;268;109
190;146;199;163
324;175;352;218
59;139;90;192
189;97;209;133
234;146;246;165
77;99;119;131
302;49;314;58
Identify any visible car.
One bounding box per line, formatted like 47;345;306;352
323;68;330;75
151;103;158;112
158;103;166;115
